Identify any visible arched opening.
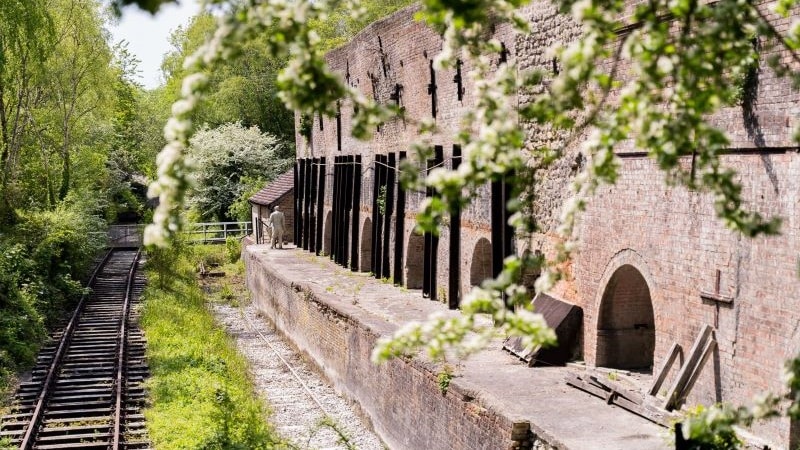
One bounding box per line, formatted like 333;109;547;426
596;264;655;370
470;238;493;287
359;218;372;272
405;232;424;289
322;210;333;256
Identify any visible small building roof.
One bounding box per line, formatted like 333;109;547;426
249;170;294;207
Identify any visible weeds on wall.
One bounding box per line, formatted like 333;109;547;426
376;185;387;215
437;365;454;395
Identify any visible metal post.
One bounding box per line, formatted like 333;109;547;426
449;146;462;309
392;152;407;285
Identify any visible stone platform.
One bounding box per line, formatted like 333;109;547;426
243;241;670;450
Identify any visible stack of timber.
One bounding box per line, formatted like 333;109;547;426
566;324;718;427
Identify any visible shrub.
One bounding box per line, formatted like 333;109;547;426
225;236;240;263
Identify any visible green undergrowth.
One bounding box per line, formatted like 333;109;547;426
141;243;279;449
0;201;106;408
195;242;248;307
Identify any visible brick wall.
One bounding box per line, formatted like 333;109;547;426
243;247;551;450
295;4;516;303
573;153;800;444
288;1;800;446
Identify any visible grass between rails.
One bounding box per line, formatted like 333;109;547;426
141;243;280;450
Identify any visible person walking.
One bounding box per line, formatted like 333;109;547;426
268;205;286;249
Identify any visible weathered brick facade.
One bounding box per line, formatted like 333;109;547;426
291;2;800;446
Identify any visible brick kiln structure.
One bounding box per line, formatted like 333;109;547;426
291;2;800;446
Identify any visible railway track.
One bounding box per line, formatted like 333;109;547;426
0;248;150;450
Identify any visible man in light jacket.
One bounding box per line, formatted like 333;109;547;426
268;205;286;249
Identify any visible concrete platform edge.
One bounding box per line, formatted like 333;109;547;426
243;243;557;450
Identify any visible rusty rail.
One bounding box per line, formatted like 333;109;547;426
18;249;114;449
0;248;151;449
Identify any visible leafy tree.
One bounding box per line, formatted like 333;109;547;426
108;0;177;15
41;0;116;203
0;0;152;393
160;14;295;146
187;122;290;221
311;0;417;52
0;0;54;223
0;0;128;217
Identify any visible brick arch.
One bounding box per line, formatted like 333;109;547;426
405;232;424;289
359;217;372;272
595;252;657;371
322;210;333;256
470;238;493;287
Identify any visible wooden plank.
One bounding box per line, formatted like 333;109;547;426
614;395;673;427
566;374;676;427
663;324;713;410
676;337;717;407
649;341;682;396
587;375;644;405
566;375;614;402
700;290;734;304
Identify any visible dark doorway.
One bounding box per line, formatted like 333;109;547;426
470;238;493;287
596;264;656;370
406;232;425;289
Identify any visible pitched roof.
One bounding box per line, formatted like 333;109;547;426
249;170;294;206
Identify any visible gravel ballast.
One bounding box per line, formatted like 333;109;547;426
211;301;385;450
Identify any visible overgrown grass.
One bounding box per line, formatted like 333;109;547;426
0;436;14;450
141;244;279;449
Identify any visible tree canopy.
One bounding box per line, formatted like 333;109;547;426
187;122;290;221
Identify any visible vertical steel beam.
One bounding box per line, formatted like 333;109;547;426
309;158;318;252
381;153;395;279
392;152;407;285
303;158;312;250
449;146;462;309
350;156;362;271
370;155;380;274
316;158;326;254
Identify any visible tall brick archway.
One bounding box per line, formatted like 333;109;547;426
322;210;333;256
359;217;372;272
406;232;424;289
470;238;493;287
596;264;656;370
